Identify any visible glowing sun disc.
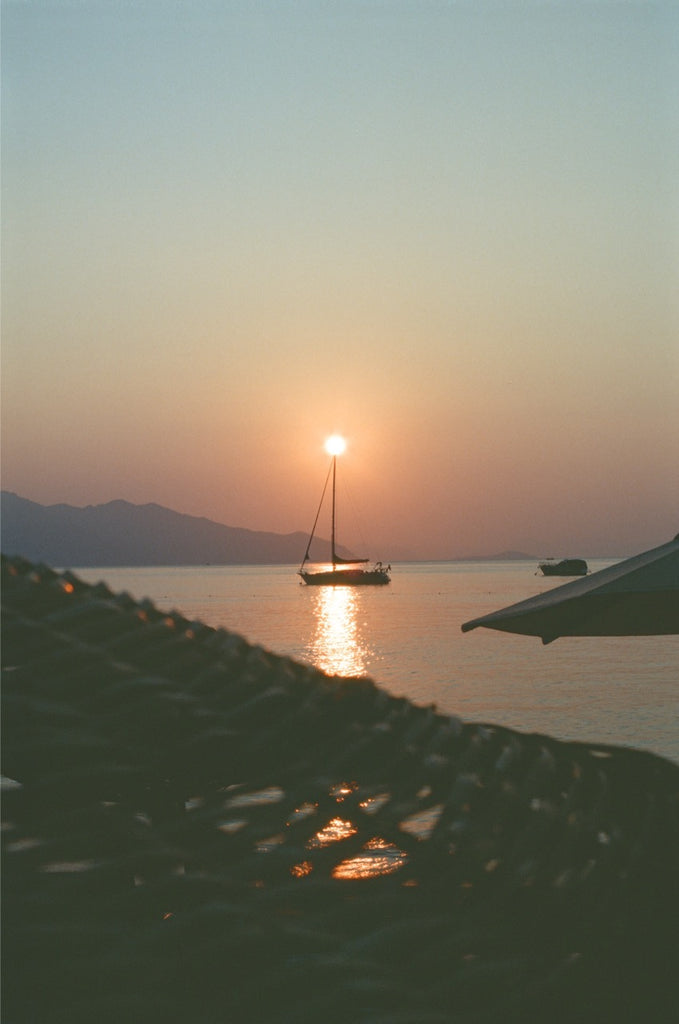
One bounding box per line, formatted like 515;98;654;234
325;435;346;456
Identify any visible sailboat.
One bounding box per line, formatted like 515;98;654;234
298;437;391;586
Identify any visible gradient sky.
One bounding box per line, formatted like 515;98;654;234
2;0;678;560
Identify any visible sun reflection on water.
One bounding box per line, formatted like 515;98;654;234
306;587;372;677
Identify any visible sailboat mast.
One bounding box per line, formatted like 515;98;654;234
331;454;337;567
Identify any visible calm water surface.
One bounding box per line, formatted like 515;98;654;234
75;561;678;763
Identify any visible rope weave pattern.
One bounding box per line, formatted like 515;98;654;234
2;555;678;1022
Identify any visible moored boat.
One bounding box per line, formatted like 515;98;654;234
538;558;588;577
299;436;391;587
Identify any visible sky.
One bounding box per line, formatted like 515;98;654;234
2;0;678;560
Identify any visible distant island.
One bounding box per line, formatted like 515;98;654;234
455;551;535;562
0;492;343;568
0;492;537;568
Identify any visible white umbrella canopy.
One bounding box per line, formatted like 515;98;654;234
461;535;679;644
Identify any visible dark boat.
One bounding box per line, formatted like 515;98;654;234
538;558;588;577
299;438;391;587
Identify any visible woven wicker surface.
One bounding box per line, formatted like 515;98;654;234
2;554;678;1022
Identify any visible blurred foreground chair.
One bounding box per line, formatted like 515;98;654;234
2;554;678;1023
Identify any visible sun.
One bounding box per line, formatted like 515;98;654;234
325;434;346;457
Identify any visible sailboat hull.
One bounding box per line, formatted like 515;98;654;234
299;568;390;586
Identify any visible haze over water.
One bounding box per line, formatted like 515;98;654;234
75;561;679;764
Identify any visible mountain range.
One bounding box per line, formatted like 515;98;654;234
0;492;348;568
1;492;539;567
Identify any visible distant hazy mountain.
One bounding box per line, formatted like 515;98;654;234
0;492;351;568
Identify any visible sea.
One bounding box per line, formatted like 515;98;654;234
74;560;679;765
